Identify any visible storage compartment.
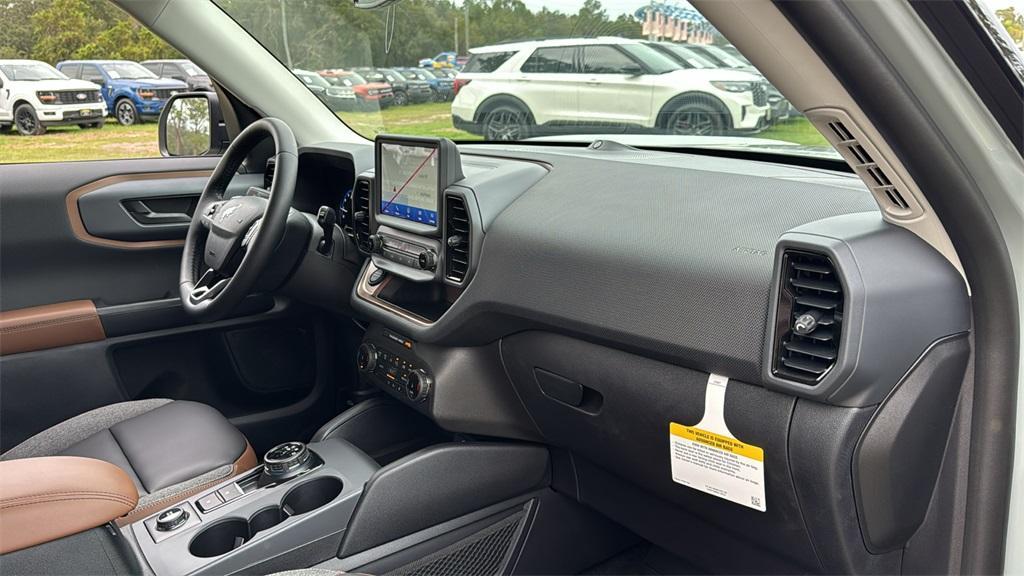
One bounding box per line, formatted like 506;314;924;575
189;477;343;558
281;476;343;516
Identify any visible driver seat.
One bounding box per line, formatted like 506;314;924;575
0;399;257;524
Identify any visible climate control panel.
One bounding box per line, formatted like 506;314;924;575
357;332;433;403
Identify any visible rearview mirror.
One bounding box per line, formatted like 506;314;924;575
159;92;228;157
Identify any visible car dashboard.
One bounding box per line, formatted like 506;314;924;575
278;137;970;574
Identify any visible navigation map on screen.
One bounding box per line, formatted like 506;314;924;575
379;142;439;227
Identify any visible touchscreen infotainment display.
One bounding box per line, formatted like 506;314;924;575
379;141;439;227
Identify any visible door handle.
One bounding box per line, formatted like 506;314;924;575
123;200;192;225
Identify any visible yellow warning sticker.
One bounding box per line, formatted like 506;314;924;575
669;374;766;512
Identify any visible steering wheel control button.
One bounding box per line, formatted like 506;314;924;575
156;507;190;531
196;492;224;513
217;483;244;503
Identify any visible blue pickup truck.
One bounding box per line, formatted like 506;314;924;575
56;60;187;125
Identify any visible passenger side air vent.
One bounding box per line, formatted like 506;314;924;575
444;195;471;283
772;251;844;385
814;115;921;220
353;177;373;253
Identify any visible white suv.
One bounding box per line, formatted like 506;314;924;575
0;60;107;136
452;38;770;140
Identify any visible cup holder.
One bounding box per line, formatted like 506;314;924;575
189;477;343;558
189;518;250;558
281;476;343;516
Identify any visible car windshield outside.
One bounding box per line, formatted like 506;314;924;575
0;62;66;81
215;0;840;158
181;62;207;77
101;62;158;79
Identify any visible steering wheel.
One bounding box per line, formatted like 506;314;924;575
180;118;297;321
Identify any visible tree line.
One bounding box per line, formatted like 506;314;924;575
0;0;641;69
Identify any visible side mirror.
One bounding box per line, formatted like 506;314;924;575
158;92;228;157
622;63;644;76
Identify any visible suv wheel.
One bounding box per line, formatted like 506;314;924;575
115;99;139;126
14;104;46;136
394;91;408;106
483;104;531;141
666;103;725;136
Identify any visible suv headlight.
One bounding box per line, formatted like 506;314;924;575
36;91;57;104
134;87;157;100
710;81;756;93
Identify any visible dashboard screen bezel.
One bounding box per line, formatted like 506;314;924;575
374;136;444;235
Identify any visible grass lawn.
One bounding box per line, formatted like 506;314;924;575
758;116;830;147
0;122;160;163
1;103;829;164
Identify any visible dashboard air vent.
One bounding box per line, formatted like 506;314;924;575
772;250;843;385
264;158;276;190
353;177;372;253
444;195;471;283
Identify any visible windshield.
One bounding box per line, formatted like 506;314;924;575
0;62;65;81
620;44;681;74
181;62;207;77
100;62;158;79
214;0;842;158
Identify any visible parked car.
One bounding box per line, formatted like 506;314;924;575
681;44;792;123
0;59;106;135
398;67;453;102
452;38;770;140
318;69;393;110
418;51;467;69
432;68;458;80
352;67;430;106
141;59;213;92
56;60;186;125
293;69;355;111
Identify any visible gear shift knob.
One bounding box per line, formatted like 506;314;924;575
261;442;314;483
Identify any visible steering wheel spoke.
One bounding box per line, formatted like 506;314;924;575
189;269;230;304
200;201;225;229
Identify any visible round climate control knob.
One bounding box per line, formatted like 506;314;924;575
405;369;433;402
356;343;377;372
417;250;437;270
155;506;189;532
263;442;311;477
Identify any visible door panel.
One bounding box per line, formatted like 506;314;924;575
0;157;344;455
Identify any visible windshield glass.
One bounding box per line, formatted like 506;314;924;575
100;62;158;79
0;62;65;81
214;0;842;158
181;62;207;77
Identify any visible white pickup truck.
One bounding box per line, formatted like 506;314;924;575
0;60;108;135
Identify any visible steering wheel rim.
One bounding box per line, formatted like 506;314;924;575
179;118;297;321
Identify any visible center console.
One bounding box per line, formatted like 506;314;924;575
128;438;378;576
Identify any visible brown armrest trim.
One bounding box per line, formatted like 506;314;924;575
0;456;138;553
0;300;105;356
